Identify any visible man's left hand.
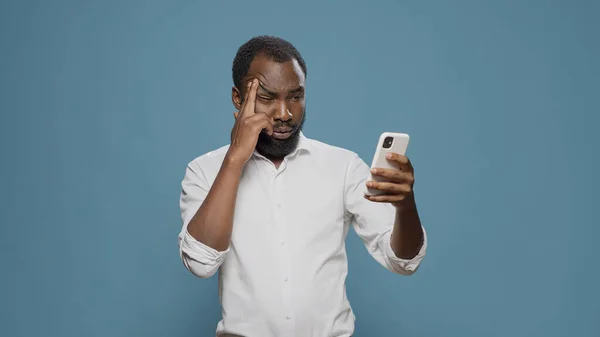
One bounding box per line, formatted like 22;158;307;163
364;152;416;209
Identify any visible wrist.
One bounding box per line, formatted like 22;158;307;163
223;151;248;171
393;192;417;212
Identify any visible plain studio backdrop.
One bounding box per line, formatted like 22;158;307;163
1;1;598;336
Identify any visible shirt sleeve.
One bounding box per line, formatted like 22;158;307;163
343;153;427;275
178;160;229;278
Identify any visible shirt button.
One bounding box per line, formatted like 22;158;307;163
284;277;288;282
286;315;291;320
280;240;285;245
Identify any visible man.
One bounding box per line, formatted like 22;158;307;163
178;35;427;337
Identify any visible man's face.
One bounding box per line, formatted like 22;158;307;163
232;55;306;159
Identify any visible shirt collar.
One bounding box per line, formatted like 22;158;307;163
295;131;312;154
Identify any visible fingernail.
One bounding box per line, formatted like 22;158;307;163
386;153;392;159
247;82;251;88
370;168;377;174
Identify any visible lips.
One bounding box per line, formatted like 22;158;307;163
273;127;292;133
272;127;294;140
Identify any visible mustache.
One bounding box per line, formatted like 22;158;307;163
273;122;297;129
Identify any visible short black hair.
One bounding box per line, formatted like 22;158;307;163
232;35;307;89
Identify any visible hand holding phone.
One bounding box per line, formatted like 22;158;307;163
365;132;410;196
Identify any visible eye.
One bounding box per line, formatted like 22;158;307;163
289;95;303;101
259;96;274;101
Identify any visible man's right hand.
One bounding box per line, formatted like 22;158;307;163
226;79;273;165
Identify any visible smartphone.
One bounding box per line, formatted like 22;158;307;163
365;132;410;196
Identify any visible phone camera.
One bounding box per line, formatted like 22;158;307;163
382;136;394;149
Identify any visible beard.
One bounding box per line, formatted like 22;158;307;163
255;111;306;159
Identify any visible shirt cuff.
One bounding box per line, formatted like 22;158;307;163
179;229;229;265
383;226;428;274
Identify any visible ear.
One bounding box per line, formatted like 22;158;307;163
232;86;242;110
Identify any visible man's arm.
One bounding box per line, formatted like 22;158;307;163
186;157;244;251
345;153;427;275
365;152;425;260
185;78;272;252
390;194;424;259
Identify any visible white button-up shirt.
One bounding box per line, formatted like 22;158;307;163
178;132;427;337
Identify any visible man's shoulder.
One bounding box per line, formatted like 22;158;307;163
305;136;361;161
186;144;230;169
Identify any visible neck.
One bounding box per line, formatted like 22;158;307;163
267;156;284;169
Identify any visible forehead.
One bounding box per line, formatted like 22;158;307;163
244;55;305;92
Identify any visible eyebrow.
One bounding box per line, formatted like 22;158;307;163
258;83;277;96
258;82;304;96
288;86;304;94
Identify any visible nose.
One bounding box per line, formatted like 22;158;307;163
273;101;292;121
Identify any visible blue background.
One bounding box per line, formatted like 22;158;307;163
1;1;598;336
